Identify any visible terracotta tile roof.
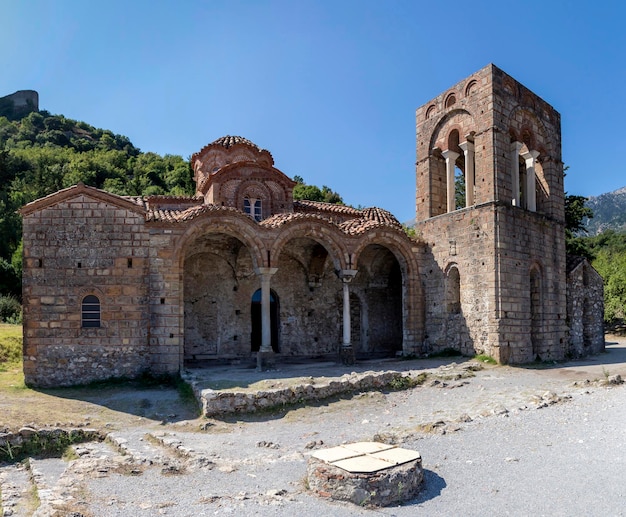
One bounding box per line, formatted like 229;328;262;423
360;207;403;229
293;200;362;216
210;135;265;151
259;212;332;228
146;204;242;222
192;135;274;165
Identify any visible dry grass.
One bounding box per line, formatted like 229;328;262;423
0;325;201;432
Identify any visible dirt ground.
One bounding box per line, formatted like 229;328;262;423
1;336;625;516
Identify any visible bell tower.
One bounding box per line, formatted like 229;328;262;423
415;64;568;363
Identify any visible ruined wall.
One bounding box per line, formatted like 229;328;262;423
22;195;150;387
183;241;258;359
567;261;605;356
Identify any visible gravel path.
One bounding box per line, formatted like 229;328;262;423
2;339;625;516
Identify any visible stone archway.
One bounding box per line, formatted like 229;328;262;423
183;232;258;362
352;243;403;357
272;236;343;357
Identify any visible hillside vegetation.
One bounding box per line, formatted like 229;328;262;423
0;109;195;307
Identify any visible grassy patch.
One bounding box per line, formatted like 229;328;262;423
0;323;22;365
387;372;429;390
474;354;497;365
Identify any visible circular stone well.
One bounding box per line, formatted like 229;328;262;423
307;441;423;507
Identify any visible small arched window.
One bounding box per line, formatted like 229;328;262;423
244;197;262;221
82;295;101;328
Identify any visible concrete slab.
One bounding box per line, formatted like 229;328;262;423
332;455;393;473
311;446;360;463
342;441;394;454
370;447;421;465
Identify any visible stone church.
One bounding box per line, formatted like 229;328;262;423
20;64;604;387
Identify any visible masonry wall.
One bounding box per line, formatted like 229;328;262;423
148;227;185;375
494;205;568;363
415;205;498;357
567;263;605;356
22;195;150;387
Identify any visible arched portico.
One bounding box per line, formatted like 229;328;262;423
271;234;344;357
178;213;270;363
351;229;424;356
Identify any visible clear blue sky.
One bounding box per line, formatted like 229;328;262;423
3;0;625;223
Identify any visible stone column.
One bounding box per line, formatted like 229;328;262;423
459;141;474;207
255;267;278;370
339;269;357;365
511;141;523;206
442;150;460;212
521;150;540;212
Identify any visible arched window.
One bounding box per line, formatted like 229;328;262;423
244;197;262;221
446;266;461;314
81;295;101;328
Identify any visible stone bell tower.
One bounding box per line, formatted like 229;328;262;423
414;64;568;363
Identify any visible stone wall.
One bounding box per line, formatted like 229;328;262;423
494;205;568;362
22;193;151;387
416;205;497;357
567;260;605;356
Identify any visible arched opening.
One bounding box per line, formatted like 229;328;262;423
446;266;461;314
183;232;257;362
244;197;262;221
353;244;403;357
273;236;342;356
251;289;279;352
519;155;528;208
448;130;466;211
530;267;542;359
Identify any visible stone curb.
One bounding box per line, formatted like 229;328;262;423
184;370;418;417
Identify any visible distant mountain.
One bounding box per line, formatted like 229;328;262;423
584;186;626;235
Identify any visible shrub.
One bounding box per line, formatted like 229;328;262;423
0;294;22;323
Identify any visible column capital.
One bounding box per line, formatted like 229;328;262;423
520;149;540;162
458;141;474;153
255;267;278;277
441;149;460;161
339;269;358;282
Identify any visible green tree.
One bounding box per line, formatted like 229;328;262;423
292;176;343;204
565;194;594;259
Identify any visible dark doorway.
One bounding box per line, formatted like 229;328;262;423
251;289;279;352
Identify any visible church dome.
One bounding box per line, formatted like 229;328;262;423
192;135;274;170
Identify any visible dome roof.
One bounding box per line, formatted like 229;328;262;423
210;135;266;152
192;135;274;167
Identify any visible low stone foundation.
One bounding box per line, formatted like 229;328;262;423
0;427;103;462
192;370;416;417
307;442;423;507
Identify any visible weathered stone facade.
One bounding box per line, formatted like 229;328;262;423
20;65;604;387
566;257;605;356
415;64;604;363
